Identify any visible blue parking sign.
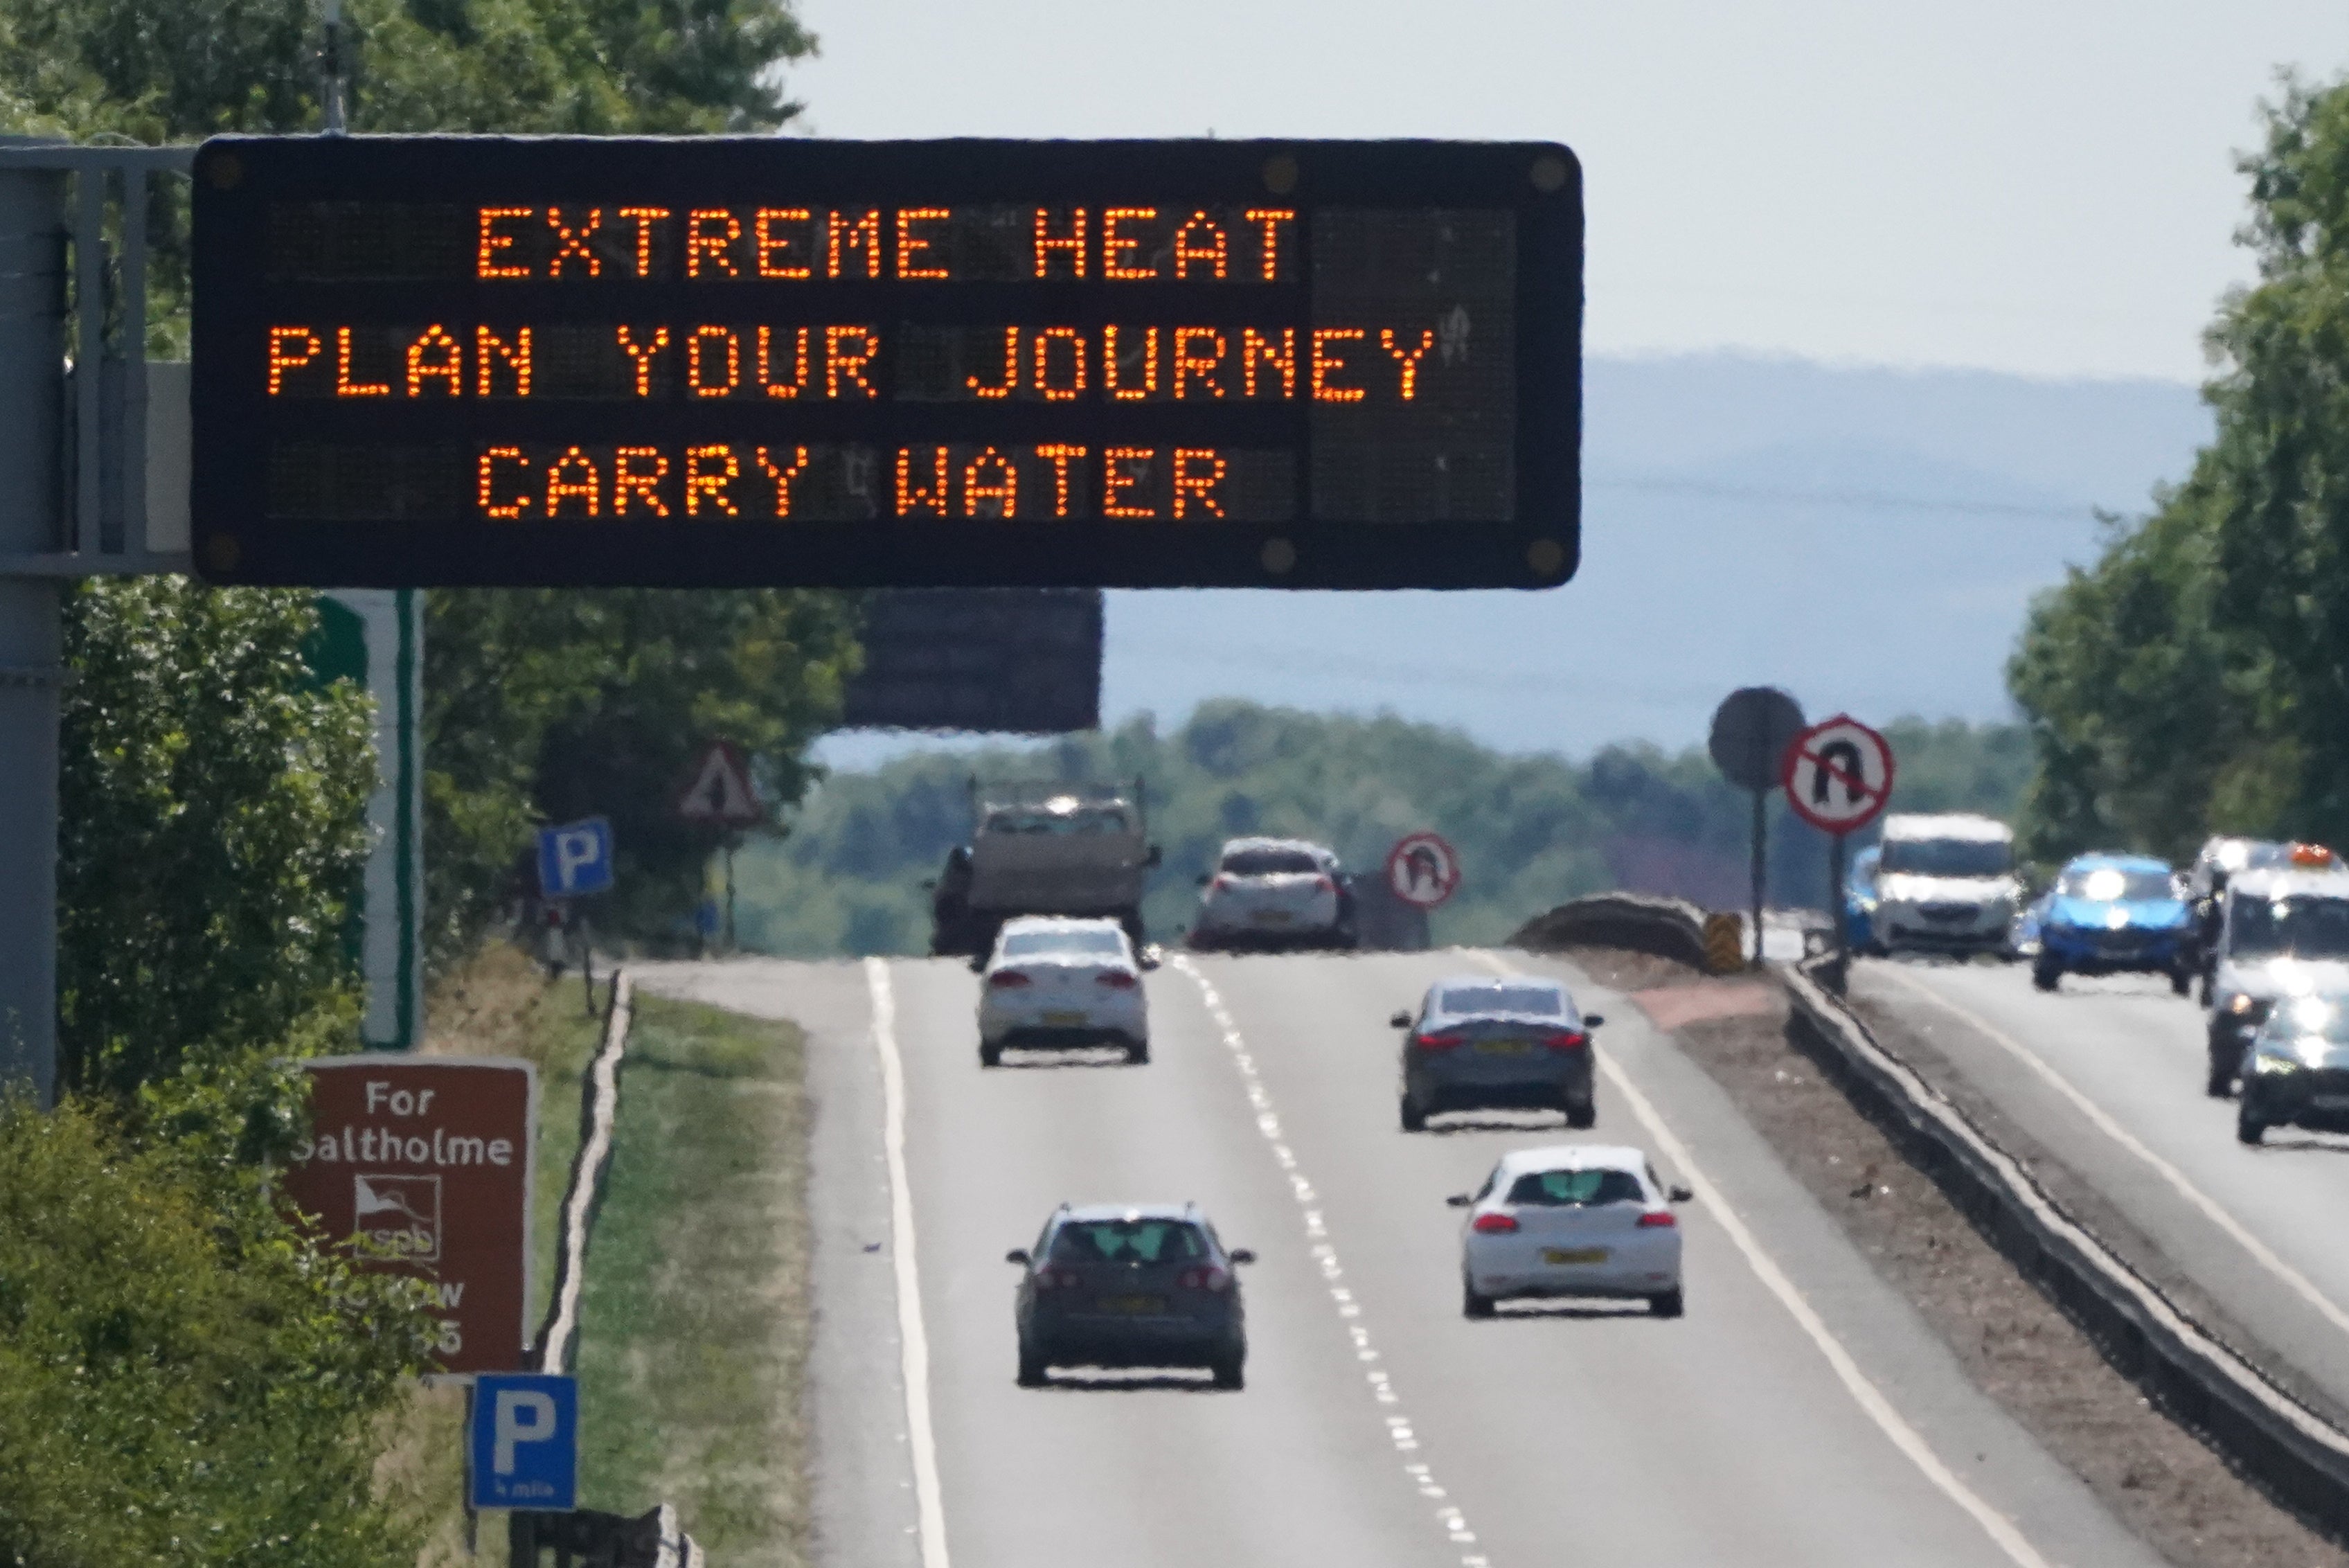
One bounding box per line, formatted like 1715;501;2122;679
470;1373;577;1511
537;817;614;898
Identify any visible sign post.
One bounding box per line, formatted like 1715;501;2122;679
1707;687;1805;968
674;740;763;954
1782;714;1896;987
281;1056;538;1375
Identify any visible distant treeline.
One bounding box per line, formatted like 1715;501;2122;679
736;701;2031;956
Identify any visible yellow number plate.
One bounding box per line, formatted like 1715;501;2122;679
1478;1040;1534;1055
1096;1294;1165;1314
1542;1247;1609;1265
1042;1010;1087;1026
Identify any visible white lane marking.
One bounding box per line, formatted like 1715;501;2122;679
866;959;952;1568
1172;956;1488;1567
1875;963;2349;1341
1473;953;2053;1568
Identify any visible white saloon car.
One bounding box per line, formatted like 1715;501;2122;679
976;916;1150;1067
1451;1145;1690;1318
1191;837;1354;950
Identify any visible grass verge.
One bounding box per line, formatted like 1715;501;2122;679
572;993;812;1565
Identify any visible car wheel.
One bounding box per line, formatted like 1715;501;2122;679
1563;1101;1597;1130
1400;1096;1427;1133
1648;1288;1685;1319
1017;1344;1047;1387
2031;956;2061;992
1463;1278;1496;1319
979;1042;1002;1068
2237;1104;2267;1146
1211;1351;1246;1390
1126;1039;1150;1065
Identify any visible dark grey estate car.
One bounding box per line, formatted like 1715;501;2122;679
1394;976;1601;1132
1008;1203;1254;1389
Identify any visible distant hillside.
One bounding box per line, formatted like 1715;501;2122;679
749;701;2032;956
1079;353;2212;765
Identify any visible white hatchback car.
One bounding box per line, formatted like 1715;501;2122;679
1191;837;1354;950
976;916;1151;1067
1451;1144;1690;1318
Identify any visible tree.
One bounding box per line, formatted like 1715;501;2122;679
2008;72;2349;861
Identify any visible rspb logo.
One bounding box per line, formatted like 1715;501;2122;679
354;1173;442;1262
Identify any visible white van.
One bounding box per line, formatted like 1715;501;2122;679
1871;813;2021;957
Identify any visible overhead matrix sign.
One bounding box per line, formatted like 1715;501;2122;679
188;136;1583;591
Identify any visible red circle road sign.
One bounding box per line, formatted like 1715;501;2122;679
1386;832;1462;909
1781;715;1896;835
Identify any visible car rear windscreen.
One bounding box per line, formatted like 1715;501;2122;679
1438;984;1563;1017
1506;1169;1643;1206
1223;848;1322;875
1050;1220;1209;1265
1002;930;1127;958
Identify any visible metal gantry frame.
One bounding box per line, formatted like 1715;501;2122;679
0;140;197;1102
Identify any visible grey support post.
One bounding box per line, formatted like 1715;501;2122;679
0;145;66;1102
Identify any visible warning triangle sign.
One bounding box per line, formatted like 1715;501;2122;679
675;742;763;826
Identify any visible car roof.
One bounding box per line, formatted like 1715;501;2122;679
1495;1144;1649;1175
1220;836;1333;857
999;914;1126;934
1880;812;2012;843
1054;1202;1202;1224
1427;974;1569;1002
2229;868;2349;900
2062;853;2172;876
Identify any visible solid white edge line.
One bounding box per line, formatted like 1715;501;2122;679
1873;963;2349;1340
867;958;952;1568
1472;953;2053;1568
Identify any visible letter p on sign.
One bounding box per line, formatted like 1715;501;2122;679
470;1373;578;1511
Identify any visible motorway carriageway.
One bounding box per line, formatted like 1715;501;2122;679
1856;958;2349;1416
636;950;2161;1568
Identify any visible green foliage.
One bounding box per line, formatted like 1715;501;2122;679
738;701;2035;955
58;578;375;1101
422;588;858;969
0;1088;434;1568
2008;72;2349;863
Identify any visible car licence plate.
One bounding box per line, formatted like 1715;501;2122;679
1042;1010;1088;1026
1542;1247;1609;1265
1477;1039;1533;1055
1253;910;1294;924
1096;1294;1165;1314
2313;1094;2349;1112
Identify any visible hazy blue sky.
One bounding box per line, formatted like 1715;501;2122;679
790;0;2349;382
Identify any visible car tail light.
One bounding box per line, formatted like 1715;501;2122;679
1470;1212;1519;1234
1542;1030;1590;1052
1032;1266;1080;1291
1095;971;1138;990
1314;875;1337;895
1413;1031;1467;1051
1177;1265;1232;1292
988;970;1031;989
1212;874;1235;891
1636;1211;1677;1229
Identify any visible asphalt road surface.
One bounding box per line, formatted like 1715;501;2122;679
636;950;2161;1568
1856;957;2349;1414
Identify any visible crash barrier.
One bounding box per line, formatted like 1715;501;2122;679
1508;893;1716;972
1783;957;2349;1534
512;972;707;1567
1701;912;1746;974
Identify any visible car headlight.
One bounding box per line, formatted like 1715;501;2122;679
2253;1048;2304;1075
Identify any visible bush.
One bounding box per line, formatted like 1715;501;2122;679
0;1086;433;1568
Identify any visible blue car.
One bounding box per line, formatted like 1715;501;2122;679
2029;853;2193;994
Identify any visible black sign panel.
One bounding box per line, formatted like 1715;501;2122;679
840;589;1101;733
190;136;1582;590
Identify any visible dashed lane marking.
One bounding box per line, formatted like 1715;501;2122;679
1172;956;1490;1567
1474;952;2053;1568
866;959;952;1568
1873;963;2349;1341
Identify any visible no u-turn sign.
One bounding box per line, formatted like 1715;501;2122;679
1781;715;1895;835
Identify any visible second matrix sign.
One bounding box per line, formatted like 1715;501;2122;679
190;137;1582;590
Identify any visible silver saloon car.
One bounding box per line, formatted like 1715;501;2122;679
1395;976;1600;1132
